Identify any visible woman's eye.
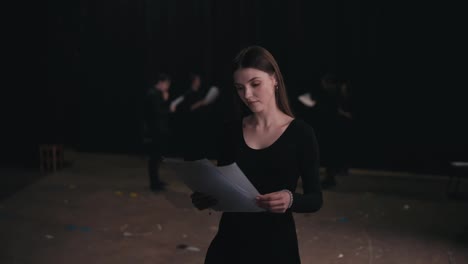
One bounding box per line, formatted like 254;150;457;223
252;82;260;87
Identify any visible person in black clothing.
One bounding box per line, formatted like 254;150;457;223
170;72;205;113
335;77;353;176
312;73;353;189
143;73;172;192
191;46;323;264
313;73;340;188
171;72;211;160
189;83;222;159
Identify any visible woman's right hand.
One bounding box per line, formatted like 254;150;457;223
190;191;218;210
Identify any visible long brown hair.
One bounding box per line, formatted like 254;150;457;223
232;45;294;117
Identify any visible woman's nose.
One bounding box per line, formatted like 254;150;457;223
243;87;253;99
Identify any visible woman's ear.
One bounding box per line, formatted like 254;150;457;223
271;74;278;86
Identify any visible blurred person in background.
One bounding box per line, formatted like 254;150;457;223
143;73;172;192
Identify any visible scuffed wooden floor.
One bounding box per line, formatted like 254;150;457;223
1;150;467;264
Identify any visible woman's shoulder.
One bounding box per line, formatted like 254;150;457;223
291;118;316;137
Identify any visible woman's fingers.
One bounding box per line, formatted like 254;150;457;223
256;191;290;212
256;192;283;201
256;200;285;208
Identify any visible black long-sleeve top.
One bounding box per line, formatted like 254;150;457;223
143;88;170;137
217;118;323;212
206;118;322;263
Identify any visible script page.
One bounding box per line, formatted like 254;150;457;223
163;158;264;212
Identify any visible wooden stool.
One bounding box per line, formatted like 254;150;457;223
39;144;64;174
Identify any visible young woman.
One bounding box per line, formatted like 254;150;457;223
192;46;323;263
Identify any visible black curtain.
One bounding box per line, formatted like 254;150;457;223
39;0;467;172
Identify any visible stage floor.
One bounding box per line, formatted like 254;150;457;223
1;150;467;264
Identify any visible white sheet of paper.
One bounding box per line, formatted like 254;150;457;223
163;158;265;212
298;93;316;107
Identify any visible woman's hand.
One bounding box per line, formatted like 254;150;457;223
256;190;292;213
190;191;218;210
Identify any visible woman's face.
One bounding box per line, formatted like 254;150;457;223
156;80;171;92
233;68;277;113
191;76;201;91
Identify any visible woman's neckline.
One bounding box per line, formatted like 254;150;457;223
241;118;296;151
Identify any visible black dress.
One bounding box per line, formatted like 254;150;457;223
205;118;323;264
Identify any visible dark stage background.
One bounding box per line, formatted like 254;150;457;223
4;0;466;175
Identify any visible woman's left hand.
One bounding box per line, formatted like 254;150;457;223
256;191;291;213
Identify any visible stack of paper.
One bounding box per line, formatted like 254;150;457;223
163;158;265;212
